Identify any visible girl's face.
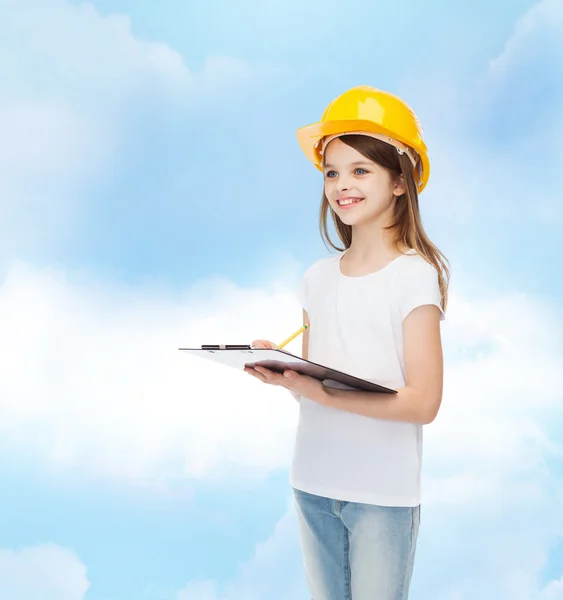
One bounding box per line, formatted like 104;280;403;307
322;138;405;227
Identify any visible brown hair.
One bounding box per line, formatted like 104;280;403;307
319;134;450;312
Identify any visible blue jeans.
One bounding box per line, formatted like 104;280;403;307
293;488;420;600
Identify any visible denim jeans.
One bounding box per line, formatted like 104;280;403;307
293;488;420;600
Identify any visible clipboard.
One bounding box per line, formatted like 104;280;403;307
179;346;397;394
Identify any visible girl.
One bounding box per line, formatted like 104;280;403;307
245;85;449;600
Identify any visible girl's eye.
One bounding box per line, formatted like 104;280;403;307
325;169;368;178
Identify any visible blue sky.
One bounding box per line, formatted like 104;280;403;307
0;0;562;598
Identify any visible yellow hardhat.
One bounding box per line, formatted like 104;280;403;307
296;85;430;192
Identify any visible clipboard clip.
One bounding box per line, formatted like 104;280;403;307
201;344;252;350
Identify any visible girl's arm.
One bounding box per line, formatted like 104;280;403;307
289;310;310;402
322;304;444;425
301;310;310;360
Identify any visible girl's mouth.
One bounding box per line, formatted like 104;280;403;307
336;197;364;209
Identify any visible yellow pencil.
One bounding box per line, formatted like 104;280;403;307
277;324;309;349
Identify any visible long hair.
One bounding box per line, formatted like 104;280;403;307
319;134;450;312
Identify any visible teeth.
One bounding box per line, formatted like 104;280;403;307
338;198;362;206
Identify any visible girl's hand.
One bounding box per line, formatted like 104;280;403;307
244;358;328;405
246;340;282;387
251;339;277;349
246;339;282;387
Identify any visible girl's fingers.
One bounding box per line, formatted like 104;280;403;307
246;365;295;389
254;366;276;380
244;367;277;385
251;339;277;349
245;367;264;380
254;366;292;388
244;365;298;392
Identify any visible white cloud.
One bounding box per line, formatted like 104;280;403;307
485;0;563;174
0;544;89;600
427;289;563;480
408;0;563;228
488;0;563;74
0;0;190;187
176;502;307;600
0;261;302;483
0;0;256;262
1;0;190;101
409;284;563;598
537;577;563;599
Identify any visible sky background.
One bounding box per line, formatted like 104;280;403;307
0;0;562;598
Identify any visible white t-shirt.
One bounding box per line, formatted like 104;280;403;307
290;249;445;507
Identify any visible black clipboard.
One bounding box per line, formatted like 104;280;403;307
179;347;397;394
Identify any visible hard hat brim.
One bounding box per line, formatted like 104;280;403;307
296;119;430;192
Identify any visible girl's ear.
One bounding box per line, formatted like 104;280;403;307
393;174;407;196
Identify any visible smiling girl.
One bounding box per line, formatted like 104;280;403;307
246;85;449;600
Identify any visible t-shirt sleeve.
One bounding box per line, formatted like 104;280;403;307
397;258;445;322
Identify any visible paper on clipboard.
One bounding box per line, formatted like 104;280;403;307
179;347;397;395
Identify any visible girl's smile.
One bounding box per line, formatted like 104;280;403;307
336;196;365;208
